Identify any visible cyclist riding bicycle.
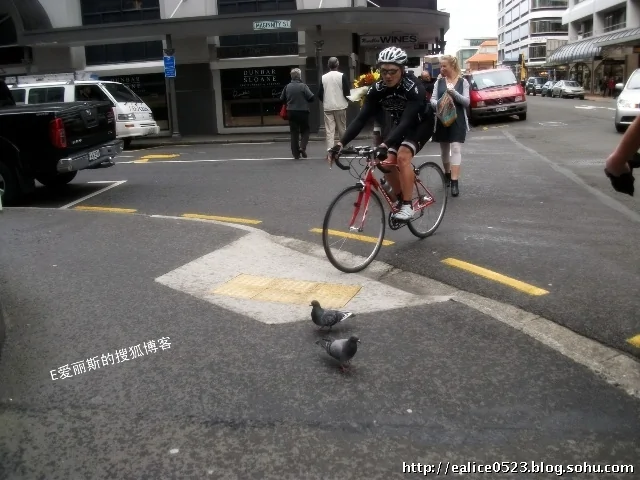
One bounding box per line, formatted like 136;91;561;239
328;46;435;222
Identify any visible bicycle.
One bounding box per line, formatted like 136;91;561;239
322;145;448;273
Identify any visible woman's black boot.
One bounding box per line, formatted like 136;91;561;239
451;179;459;197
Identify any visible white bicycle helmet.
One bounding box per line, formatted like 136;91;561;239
377;46;408;66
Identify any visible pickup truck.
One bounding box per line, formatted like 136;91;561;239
0;100;123;205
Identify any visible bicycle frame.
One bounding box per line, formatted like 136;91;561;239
340;149;436;233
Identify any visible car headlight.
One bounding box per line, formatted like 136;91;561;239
515;96;523;102
618;98;634;108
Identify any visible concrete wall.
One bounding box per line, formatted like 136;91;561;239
39;0;81;27
175;63;216;135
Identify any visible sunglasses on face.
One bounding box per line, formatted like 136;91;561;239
380;68;400;76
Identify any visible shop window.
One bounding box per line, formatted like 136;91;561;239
217;0;297;15
99;73;168;124
220;66;297;127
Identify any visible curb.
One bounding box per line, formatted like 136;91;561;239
129;135;374;149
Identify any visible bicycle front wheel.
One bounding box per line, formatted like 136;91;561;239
322;185;386;273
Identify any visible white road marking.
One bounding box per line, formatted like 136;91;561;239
154;231;445;325
503;131;640;224
58;180;127;209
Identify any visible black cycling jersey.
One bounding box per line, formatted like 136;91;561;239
340;75;427;148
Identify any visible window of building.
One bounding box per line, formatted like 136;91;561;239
530;0;567;9
529;44;546;60
603;7;626;33
220;66;297;127
530;19;568;34
217;0;296;15
217;32;298;59
80;0;163;65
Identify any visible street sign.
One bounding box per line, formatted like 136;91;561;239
163;55;176;78
253;20;291;30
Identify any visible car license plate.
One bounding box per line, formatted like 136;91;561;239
495;107;508;112
88;149;100;161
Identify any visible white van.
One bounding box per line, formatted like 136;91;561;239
7;79;160;147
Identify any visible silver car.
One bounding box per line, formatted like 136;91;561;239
551;80;585;99
614;68;640;133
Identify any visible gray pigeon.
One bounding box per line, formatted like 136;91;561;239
315;336;360;371
310;300;355;331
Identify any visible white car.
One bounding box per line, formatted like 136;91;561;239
614;68;640;133
8;79;160;148
551;80;585;99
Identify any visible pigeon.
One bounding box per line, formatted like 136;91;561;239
310;300;355;331
316;336;361;371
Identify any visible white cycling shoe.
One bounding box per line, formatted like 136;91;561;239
393;203;415;222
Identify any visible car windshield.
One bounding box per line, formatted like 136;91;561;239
471;70;517;90
564;81;580;87
102;82;143;103
625;70;640;89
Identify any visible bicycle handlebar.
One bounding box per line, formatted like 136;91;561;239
330;145;392;173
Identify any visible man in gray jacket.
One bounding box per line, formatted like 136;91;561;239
281;68;315;159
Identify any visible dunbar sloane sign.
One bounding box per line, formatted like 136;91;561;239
360;34;418;46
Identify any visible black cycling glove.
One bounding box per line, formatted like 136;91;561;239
375;145;388;161
604;152;639;197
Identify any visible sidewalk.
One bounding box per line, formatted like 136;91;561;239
583;93;617;103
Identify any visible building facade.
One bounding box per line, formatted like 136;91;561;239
0;0;448;136
497;0;569;77
545;0;640;93
455;37;497;72
465;39;498;71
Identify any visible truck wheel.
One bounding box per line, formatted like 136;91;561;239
0;161;22;205
36;171;78;187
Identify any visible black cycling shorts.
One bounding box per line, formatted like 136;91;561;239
387;112;435;157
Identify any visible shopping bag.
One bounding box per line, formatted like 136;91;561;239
436;91;457;127
279;103;288;120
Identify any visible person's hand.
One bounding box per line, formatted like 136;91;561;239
604;152;634;196
375;143;388;161
327;143;343;168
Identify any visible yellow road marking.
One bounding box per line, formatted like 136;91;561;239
627;334;640;348
310;228;394;246
181;213;262;225
212;273;361;309
441;258;549;296
73;206;137;213
134;154;181;163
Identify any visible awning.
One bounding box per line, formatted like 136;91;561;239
545;36;601;65
595;27;640;47
17;7;449;47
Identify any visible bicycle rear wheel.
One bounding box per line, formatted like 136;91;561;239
407;161;448;238
322;185;386;273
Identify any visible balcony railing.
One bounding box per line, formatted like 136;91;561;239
530;0;568;10
603;21;626;33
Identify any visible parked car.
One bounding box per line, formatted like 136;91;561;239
541;80;556;97
550;80;585;99
465;68;527;124
0;100;123;204
614;68;640;133
8;79;160;148
525;76;546;96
